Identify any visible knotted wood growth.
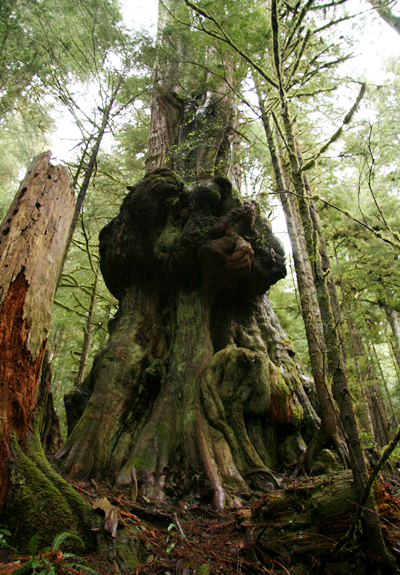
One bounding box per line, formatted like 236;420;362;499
60;169;319;508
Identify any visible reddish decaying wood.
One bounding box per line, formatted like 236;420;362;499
0;151;75;507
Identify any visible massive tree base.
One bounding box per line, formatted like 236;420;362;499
58;170;319;507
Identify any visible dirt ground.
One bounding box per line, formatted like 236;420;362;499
2;467;400;575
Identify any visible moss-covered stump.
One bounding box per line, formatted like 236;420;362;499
58;170;319;508
1;432;96;553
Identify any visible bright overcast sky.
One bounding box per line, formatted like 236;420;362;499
120;0;400;76
120;0;158;32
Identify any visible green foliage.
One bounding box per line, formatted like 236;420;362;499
0;0;123;110
0;525;18;554
0;0;133;221
12;531;87;575
164;523;185;555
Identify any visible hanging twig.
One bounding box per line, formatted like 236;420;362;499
279;188;400;249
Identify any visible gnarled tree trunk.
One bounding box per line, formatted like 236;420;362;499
59;170;319;507
57;0;320;509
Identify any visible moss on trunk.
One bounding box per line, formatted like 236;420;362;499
2;432;95;552
59;170;319;507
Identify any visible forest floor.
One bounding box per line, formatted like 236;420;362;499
2;469;400;575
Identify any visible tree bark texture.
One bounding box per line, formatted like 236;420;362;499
74;269;99;389
59;170;319;507
0;152;75;506
0;153;95;549
386;307;400;370
145;2;241;187
146;77;241;185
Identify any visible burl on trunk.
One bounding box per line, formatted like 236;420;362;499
59;170;318;508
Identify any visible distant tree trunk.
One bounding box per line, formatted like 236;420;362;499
340;288;375;441
146;2;241;187
38;350;63;453
75;268;99;388
371;340;399;427
368;386;390;447
63;82;122;266
386;307;400;367
0;152;92;548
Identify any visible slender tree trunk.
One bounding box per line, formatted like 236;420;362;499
371;340;399;426
61;79;123;273
269;0;396;567
364;339;393;444
37;350;63;453
260;106;346;464
75;269;99;388
304;207;395;571
386;307;400;365
340;284;376;441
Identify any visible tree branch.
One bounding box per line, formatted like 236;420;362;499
281;188;400;249
301;82;366;171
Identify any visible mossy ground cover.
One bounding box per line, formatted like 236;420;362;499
3;468;400;575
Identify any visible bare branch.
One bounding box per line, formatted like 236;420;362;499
301;82;366;171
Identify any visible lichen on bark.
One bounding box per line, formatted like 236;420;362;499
59;169;319;507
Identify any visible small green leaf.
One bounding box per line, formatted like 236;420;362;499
52;531;84;552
